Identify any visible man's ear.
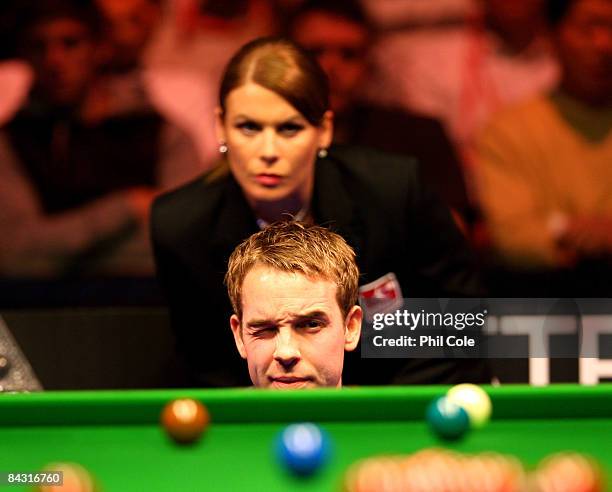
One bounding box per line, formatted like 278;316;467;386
230;314;247;359
344;305;362;352
214;107;227;146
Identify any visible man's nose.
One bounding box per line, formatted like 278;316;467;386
317;51;341;78
260;129;279;166
43;43;67;70
273;329;300;368
592;26;612;54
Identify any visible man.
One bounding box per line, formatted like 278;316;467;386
95;0;161;73
225;221;362;388
475;0;612;294
0;0;200;277
288;0;470;218
365;0;558;156
92;0;219;168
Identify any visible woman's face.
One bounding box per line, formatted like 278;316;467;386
216;82;332;206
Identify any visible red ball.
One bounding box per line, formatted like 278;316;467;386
161;398;209;444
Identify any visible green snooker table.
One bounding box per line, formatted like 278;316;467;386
0;384;610;491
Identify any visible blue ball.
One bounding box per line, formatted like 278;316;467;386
276;423;329;476
426;396;470;441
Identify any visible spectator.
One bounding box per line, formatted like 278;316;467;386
365;0;559;163
91;0;218;167
0;0;201;277
474;0;611;280
288;0;471;218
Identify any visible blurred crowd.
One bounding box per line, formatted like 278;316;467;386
0;0;610;298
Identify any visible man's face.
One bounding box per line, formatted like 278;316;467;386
556;0;612;105
230;265;361;388
484;0;545;28
291;11;369;113
96;0;161;70
26;18;98;106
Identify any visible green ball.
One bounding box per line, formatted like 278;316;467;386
426;396;470;441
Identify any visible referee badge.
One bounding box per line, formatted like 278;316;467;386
358;272;403;321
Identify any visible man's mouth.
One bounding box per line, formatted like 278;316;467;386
269;376;313;389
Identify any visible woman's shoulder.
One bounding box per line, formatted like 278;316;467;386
151;162;233;238
327;144;421;188
155;162;230;208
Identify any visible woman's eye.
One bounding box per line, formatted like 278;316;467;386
277;123;304;136
236;122;261;135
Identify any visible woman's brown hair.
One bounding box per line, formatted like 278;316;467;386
219;37;330;125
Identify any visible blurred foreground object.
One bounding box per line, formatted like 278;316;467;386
0;316;43;392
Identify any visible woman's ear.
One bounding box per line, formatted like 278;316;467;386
319;110;334;149
214;107;227;146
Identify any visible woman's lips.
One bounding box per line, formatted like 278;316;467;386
254;174;283;187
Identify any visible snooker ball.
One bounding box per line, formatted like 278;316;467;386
36;462;97;492
161;398;209;444
276;423;330;476
0;355;10;379
446;384;492;429
426;396;470;441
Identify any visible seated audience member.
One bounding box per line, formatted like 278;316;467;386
0;0;201;277
152;37;489;387
288;0;470;218
93;0;219;168
475;0;612;284
225;221;362;388
364;0;559;158
95;0;161;74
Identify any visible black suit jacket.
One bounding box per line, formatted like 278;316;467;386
152;145;488;387
335;105;470;215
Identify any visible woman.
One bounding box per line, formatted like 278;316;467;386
152;37;487;387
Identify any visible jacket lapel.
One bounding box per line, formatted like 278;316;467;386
312;153;366;259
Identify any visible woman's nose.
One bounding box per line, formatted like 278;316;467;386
260;130;279;166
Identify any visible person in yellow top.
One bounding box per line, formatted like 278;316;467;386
475;0;612;269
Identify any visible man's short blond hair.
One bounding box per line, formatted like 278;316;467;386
225;221;359;319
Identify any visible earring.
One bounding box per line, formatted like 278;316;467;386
317;148;328;159
219;142;228;154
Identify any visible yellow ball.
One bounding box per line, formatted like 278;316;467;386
446;384;492;429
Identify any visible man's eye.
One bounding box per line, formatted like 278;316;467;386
297;319;323;330
62;36;83;49
251;327;276;338
236;122;261;135
277;123;304;137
